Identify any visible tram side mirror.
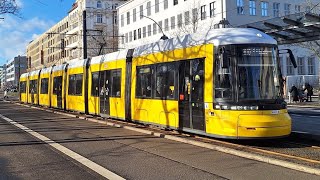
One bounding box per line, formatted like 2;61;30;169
279;49;297;68
287;49;297;68
219;47;229;68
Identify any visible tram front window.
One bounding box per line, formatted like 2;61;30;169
237;46;281;100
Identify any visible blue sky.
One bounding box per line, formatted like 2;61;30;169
0;0;75;65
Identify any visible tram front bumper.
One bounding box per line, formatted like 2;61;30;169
237;113;291;138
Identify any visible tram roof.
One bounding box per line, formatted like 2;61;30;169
132;28;276;57
239;12;320;45
90;50;128;65
29;69;41;77
20;72;29;78
40;66;53;75
52;64;67;72
67;58;87;69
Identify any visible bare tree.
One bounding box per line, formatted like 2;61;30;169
0;0;19;15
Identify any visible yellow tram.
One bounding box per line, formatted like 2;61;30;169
20;28;295;139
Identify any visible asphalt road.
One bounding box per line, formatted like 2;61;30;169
0;101;319;179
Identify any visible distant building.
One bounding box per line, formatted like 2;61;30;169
0;65;6;90
27;0;127;71
5;56;27;89
118;0;319;93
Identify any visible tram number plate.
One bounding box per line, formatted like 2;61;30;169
271;110;280;114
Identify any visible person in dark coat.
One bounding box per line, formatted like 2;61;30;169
303;83;313;102
289;85;299;102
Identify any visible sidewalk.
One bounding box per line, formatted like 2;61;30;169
286;95;320;108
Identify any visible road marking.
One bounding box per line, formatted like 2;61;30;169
0;114;125;180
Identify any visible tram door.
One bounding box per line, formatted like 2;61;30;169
55;76;63;108
178;59;205;131
99;71;111;117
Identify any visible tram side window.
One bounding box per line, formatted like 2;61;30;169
20;81;26;93
111;69;121;97
29;80;38;94
136;66;152;98
68;74;83;95
53;77;59;95
40;78;49;94
155;63;176;99
91;72;99;97
215;57;232;99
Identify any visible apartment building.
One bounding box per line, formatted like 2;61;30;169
118;0;319;91
5;56;27;89
27;0;127;71
0;65;6;90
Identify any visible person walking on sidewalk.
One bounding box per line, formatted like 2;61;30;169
289;85;299;103
3;88;8;99
303;83;313;102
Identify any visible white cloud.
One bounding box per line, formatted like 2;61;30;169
0;16;54;64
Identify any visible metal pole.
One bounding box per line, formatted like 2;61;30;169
18;55;20;91
83;10;87;59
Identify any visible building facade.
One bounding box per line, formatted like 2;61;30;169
118;0;319;92
5;56;27;89
0;65;6;90
27;0;127;71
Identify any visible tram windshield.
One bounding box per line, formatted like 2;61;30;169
237;46;281;100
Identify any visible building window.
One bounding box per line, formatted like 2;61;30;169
148;25;152;36
306;6;311;12
165;18;169;31
171;16;175;29
174;0;178;6
185;11;190;25
286;57;294;75
138;28;141;39
237;0;244;15
134;30;137;40
133;8;137;22
261;2;268;16
97;14;103;23
249;0;256;16
297;57;304;75
121;14;124;27
97;0;102;8
125;33;128;43
308;57;315;75
295;5;301;13
164;0;168;9
209;2;215;18
147;1;151;16
158;21;163;33
129;31;133;41
155;0;159;13
140;5;144;19
143;26;146;38
284;3;291;15
177;14;182;28
127;12;130;25
273;3;280;17
153;23;157;35
192;8;198;23
201;5;206;20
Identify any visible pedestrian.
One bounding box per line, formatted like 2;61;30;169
303;83;313;102
289;85;299;103
3;88;8;99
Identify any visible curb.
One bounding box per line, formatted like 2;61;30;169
5;101;320;176
291;131;320;142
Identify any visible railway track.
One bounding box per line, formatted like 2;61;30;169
6;100;320;170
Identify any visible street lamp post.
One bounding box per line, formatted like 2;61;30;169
140;15;169;40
